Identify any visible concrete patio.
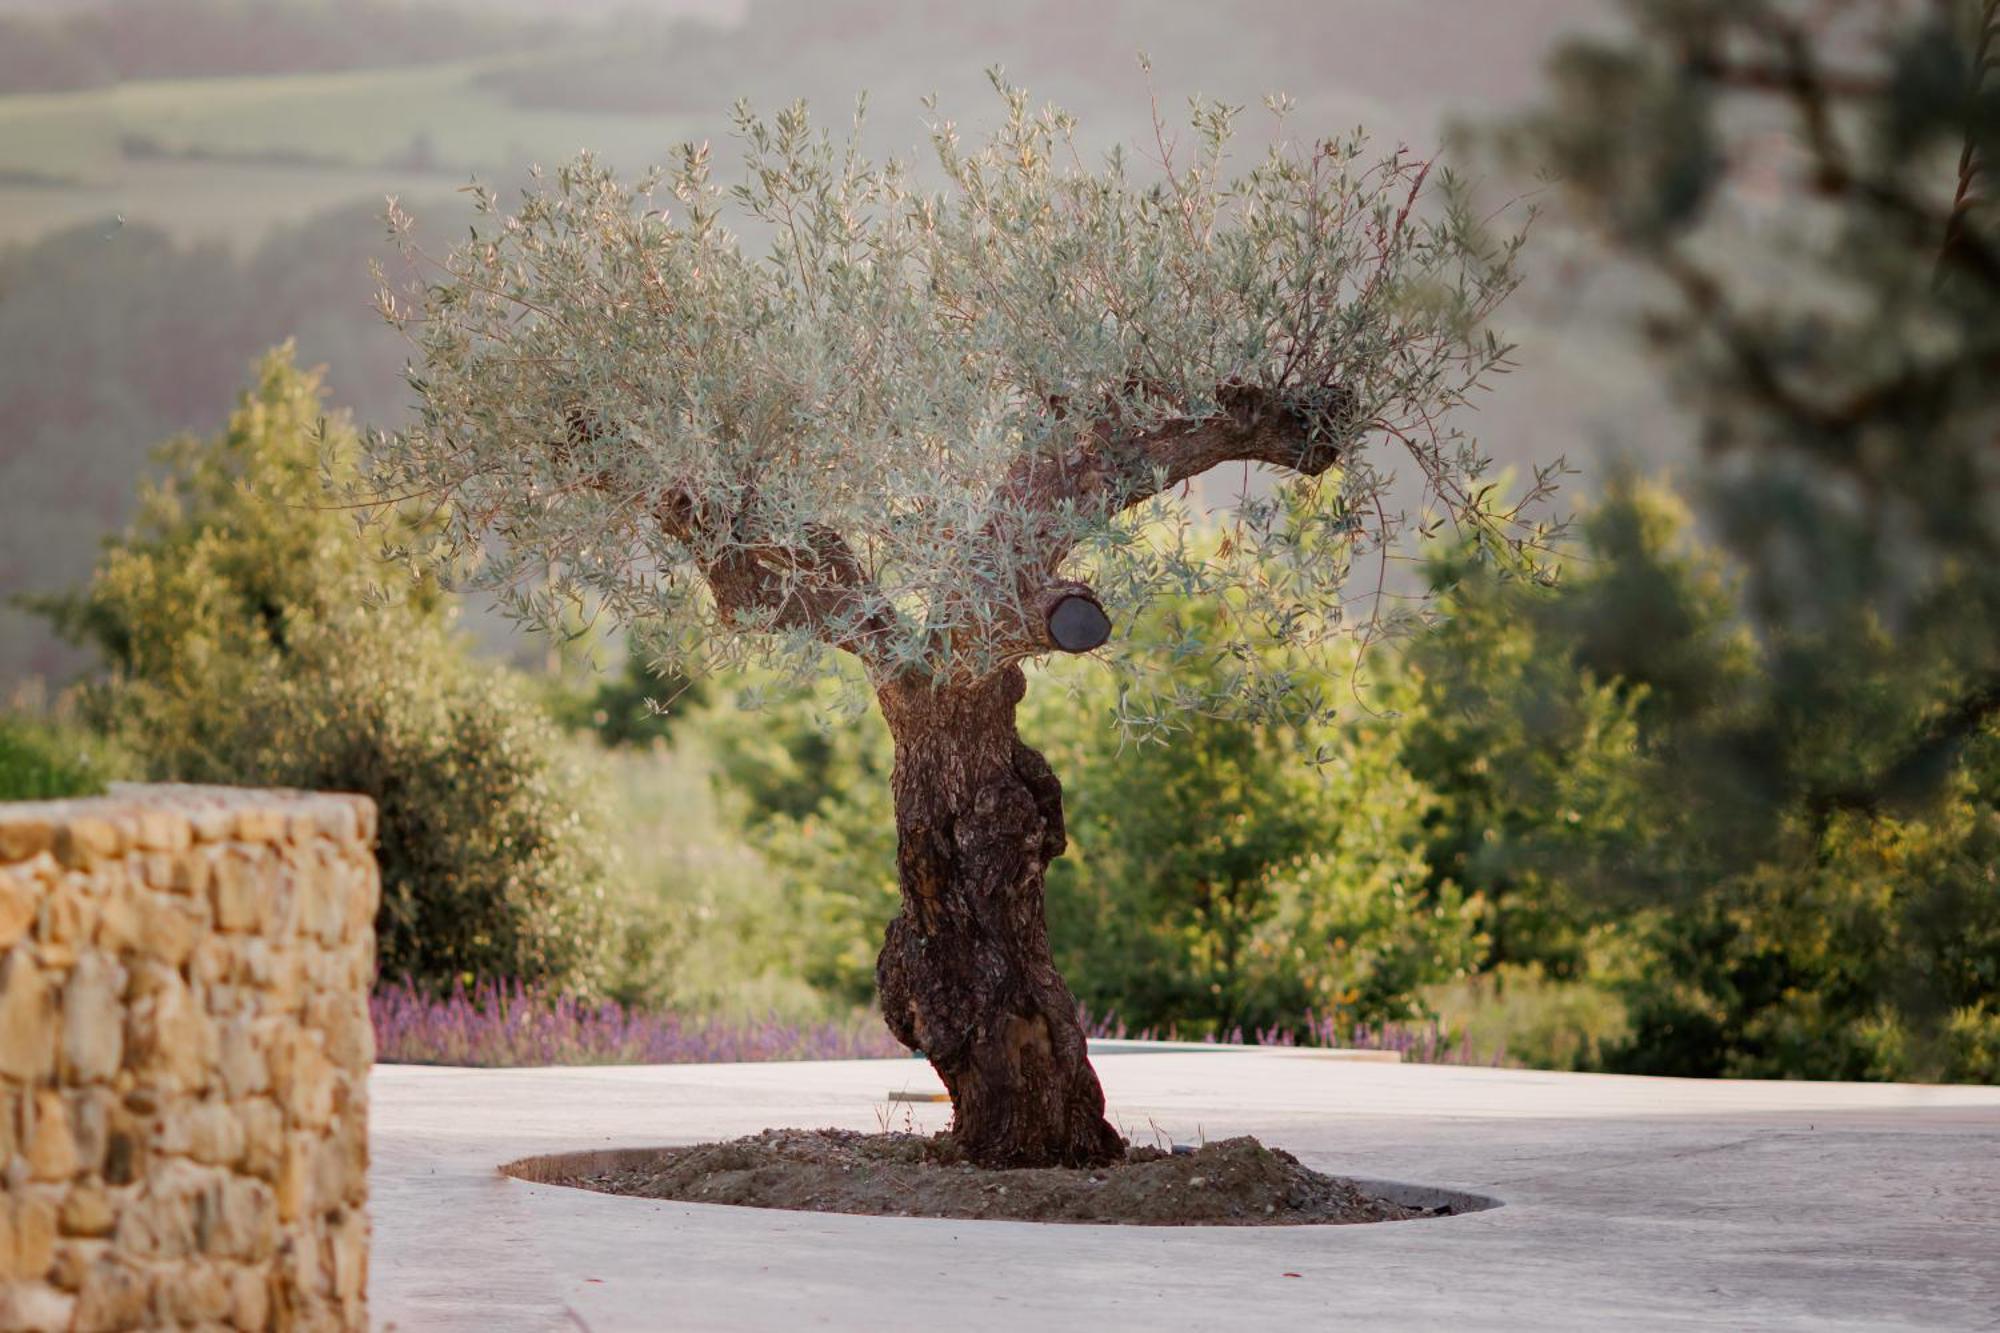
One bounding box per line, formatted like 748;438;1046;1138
369;1048;2000;1331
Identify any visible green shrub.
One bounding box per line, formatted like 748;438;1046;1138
1608;775;2000;1084
184;617;613;992
1423;960;1633;1073
43;347;612;992
0;709;126;801
1408;478;2000;1083
691;678;896;1009
1033;625;1481;1037
1944;1004;2000;1085
544;647;706;749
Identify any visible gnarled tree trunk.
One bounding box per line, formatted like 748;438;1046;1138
874;666;1125;1169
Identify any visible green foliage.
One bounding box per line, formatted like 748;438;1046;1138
1613;755;2000;1083
192;618;615;995
1402;475;1742;973
1423;960;1634;1073
692;680;897;1008
1498;0;2000;840
0;709;127;801
1405;475;2000;1083
1034;616;1480;1035
44;347;611;993
545;642;708;749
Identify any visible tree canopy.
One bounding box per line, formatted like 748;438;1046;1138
367;79;1543;720
1499;0;2000;827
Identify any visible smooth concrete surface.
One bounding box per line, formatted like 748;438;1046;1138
370;1048;2000;1331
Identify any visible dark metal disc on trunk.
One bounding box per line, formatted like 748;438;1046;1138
1047;595;1111;653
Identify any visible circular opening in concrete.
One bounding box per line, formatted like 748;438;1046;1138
501;1130;1501;1227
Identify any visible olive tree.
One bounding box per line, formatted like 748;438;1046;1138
365;82;1536;1167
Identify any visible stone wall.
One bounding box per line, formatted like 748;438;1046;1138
0;785;377;1331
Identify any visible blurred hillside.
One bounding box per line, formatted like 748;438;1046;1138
0;0;1656;687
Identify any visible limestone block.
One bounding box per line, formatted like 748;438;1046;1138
0;868;35;948
47;1236;106;1292
167;846;213;896
311;799;357;844
57;1184;114;1238
111;1162;203;1260
0;948;55;1081
35;881;98;964
275;1135;314;1224
311;1134;350;1217
206;981;244;1017
184;1099;247;1168
70;1256;149;1332
130;808;192;853
261;946;306;1015
347;860;381;933
60;953;126;1082
5;1190;57;1280
233;807;289;845
328;1113;368;1202
150;1260;235;1326
0;1282;73;1332
88;887;142;956
189;805;236;844
125;963;215;1093
54;816;124;868
211;848;274;932
229;1265;272;1330
210;1176;278;1263
330;1206;369;1307
312;991;374;1072
26;1090;78;1182
136;893;201;967
238;1098;283;1183
189;934;233;991
269;1031;336;1129
216;1017;270;1099
347;795;376;845
136;851;172;891
301;945;354;996
0;814;56;865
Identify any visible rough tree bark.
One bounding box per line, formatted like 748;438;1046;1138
874;666;1126;1169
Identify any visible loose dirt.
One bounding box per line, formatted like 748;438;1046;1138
526;1129;1430;1226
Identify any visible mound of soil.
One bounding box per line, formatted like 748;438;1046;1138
534;1129;1426;1226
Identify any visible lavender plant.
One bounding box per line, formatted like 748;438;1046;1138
370;980;1501;1070
366;77;1542;1166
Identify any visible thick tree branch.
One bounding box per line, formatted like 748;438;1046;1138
1942;0;2000;280
1681;14;2000;290
992;382;1351;553
563;409;896;666
978;381;1354;661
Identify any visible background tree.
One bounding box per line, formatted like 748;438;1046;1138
44;347;613;994
1476;0;2000;1076
366;83;1540;1166
1502;0;2000;832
